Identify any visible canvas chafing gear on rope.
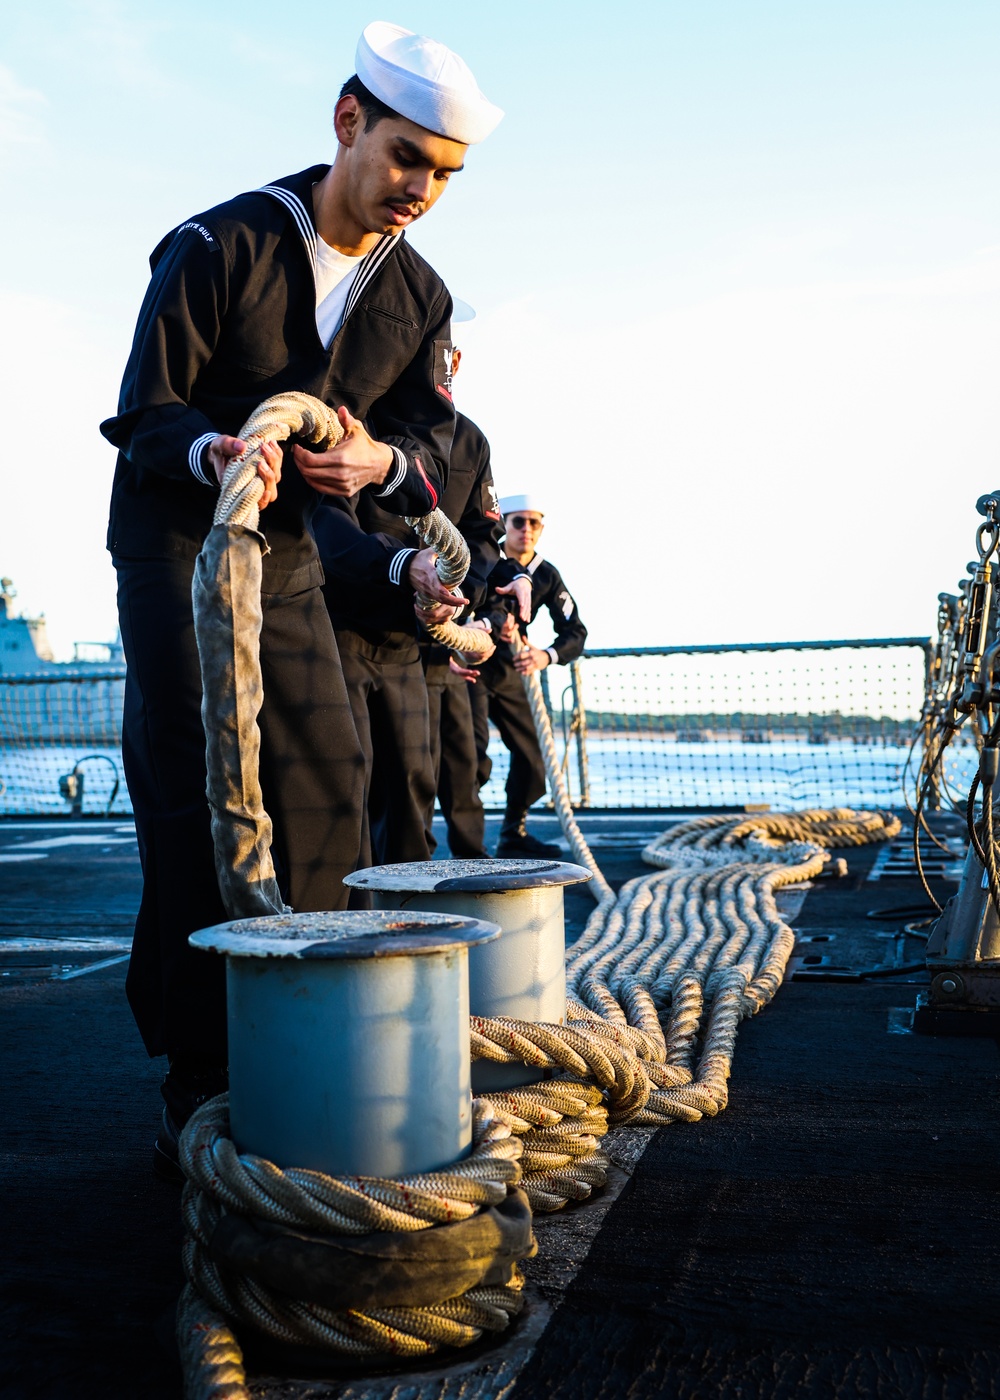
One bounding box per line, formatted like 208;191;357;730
178;1101;535;1393
199;390;496;888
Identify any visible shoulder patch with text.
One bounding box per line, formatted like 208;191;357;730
177;220;218;250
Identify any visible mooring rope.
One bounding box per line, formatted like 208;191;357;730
178;1099;529;1397
214;393;344;532
214;391;491;658
404;508;494;658
470;640;902;1207
182;392;523;1394
190;390;903;1385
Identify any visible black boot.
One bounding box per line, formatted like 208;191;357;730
495;812;562;860
153;1060;229;1183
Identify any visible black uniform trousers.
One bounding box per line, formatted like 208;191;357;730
115;556;367;1066
470;655;548;819
335;629;436;865
470;670;492;793
424;662;488;858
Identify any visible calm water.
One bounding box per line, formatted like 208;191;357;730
2;736;978;818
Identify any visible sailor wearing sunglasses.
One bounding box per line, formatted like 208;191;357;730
472;495;588;858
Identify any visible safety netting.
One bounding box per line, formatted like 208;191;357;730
481;640;959;811
1;640;961;817
0;669;128;816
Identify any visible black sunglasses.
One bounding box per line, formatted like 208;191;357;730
508;515;542;530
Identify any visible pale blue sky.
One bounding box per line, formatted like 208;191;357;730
2;2;999;654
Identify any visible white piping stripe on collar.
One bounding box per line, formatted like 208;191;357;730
258;185;402;328
258;185;318;270
527;553;544;575
343;233;400;322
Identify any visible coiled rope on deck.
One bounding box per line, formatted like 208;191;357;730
178;1099;528;1398
471;642;902;1207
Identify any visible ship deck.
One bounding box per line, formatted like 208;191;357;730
2;808;998;1400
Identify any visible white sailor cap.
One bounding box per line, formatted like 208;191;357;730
356;21;504;146
499;494;545;518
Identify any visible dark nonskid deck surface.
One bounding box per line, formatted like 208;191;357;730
2;813;997;1400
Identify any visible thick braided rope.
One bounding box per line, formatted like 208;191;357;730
180;1096;523;1233
179;1270;525;1399
405;509;494;658
178;1098;527;1397
215;392;344;532
512;634;614;907
469;644;900;1202
211;390;489;658
568;812;897;1114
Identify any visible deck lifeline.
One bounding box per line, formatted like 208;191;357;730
1;812;995;1400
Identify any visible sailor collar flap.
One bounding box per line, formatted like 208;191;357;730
257;169;404;328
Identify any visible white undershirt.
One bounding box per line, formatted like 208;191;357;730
314;238;364;347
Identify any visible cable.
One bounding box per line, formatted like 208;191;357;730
983;782;1000;918
865;905;938;921
859;961;928;979
966;768;987;865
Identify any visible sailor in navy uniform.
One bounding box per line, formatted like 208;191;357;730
420;350;503;858
100;20;503;1174
473;495;588;859
314;345;501;864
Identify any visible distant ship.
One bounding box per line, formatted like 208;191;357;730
0;577;125;676
0;578;124;747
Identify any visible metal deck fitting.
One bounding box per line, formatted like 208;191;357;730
190;909;499;1177
345;860;591;1091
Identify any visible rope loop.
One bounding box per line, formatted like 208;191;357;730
177;1096;531;1393
215;392;344;533
405;508;495;657
470;806;900;1203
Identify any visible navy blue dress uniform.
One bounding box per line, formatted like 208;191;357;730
100;169;453;1076
313;410;500;863
421;412;502;858
474;539;587;857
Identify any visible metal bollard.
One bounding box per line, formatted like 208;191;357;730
344;859;591;1090
189;909;499;1178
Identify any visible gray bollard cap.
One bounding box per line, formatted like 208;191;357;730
344;857;592;895
189;908;499;959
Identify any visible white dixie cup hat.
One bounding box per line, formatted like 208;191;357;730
356;21;504;145
499;494;545;518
